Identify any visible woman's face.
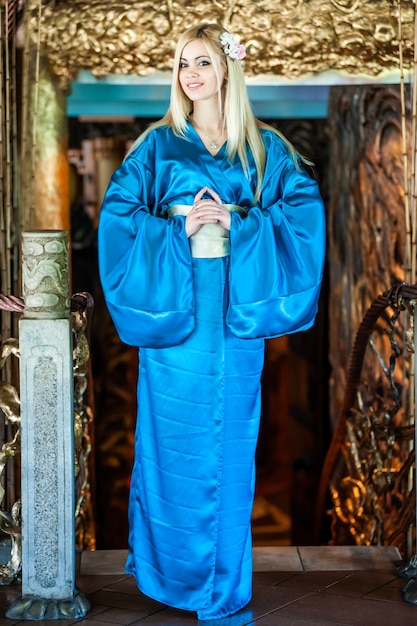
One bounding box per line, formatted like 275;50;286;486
178;39;225;104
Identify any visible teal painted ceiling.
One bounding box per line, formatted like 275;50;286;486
68;70;404;120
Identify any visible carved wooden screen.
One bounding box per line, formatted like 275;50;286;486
316;284;416;557
317;82;417;558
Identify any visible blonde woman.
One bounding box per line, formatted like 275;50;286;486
98;23;326;621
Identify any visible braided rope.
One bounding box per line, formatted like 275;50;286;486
0;292;94;314
0;295;24;312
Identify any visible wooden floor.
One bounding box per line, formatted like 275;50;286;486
1;547;416;625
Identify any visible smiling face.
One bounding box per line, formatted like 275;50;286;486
178;38;226;105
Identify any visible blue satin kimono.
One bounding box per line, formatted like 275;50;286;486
98;122;326;620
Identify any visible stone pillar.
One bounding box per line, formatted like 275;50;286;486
6;231;90;620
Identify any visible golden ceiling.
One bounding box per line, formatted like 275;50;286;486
33;0;415;88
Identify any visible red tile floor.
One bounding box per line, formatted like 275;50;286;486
0;546;416;625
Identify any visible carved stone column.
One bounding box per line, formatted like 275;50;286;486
6;231;90;620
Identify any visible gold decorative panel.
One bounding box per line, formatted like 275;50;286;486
31;0;415;89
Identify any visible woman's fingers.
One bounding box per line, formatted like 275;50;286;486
187;187;230;236
193;186;222;206
186;207;230;237
203;186;222;205
193;187;207;204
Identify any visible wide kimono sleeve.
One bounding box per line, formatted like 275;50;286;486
98;149;195;348
227;140;326;339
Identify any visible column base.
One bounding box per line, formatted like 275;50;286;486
6;587;90;620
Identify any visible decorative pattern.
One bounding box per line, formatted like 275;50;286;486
29;0;415;89
21;232;70;319
31;352;60;589
72;292;96;552
325;83;409;430
316;283;417;557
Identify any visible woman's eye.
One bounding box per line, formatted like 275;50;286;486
180;63;188;69
199;60;210;66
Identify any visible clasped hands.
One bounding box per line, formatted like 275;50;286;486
185;186;231;238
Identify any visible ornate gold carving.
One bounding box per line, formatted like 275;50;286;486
0;337;21;584
72;293;96;551
31;0;415;89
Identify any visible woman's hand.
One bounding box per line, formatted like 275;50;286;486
185;186;231;237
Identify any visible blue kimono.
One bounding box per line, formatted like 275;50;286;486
98;122;326;620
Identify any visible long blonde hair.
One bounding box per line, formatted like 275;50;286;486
128;23;301;202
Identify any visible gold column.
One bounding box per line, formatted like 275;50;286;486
24;59;69;232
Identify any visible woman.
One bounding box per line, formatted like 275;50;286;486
98;23;326;621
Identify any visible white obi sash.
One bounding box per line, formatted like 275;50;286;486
168;204;247;258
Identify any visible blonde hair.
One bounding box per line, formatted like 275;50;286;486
128;23;302;202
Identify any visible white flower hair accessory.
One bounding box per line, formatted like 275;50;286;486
220;31;246;60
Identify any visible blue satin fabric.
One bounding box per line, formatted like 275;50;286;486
98;122;326;620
